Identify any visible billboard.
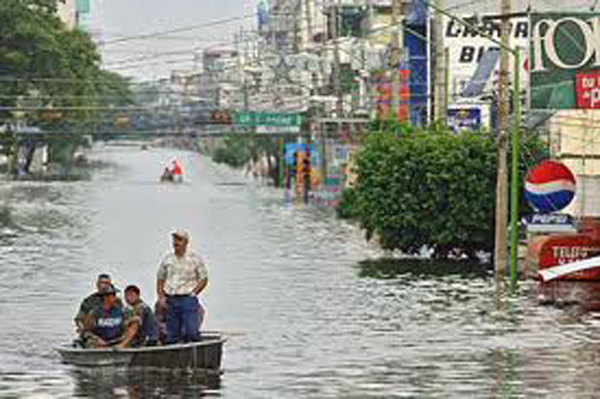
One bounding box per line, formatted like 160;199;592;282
530;12;600;109
444;16;529;99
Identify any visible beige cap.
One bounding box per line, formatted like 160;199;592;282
172;230;190;241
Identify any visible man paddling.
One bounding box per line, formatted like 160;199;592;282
156;230;208;344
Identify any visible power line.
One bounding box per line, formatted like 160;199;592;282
101;14;257;46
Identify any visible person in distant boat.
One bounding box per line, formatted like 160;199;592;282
74;274;121;334
156;230;208;344
124;285;160;346
171;159;183;183
83;284;138;349
161;166;174;182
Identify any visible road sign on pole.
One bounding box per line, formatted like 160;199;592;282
234;112;302;128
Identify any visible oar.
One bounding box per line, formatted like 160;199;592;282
539;255;600;282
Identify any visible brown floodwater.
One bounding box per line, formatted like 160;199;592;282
0;144;599;398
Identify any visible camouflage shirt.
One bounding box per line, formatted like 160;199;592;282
128;299;159;345
75;293;124;332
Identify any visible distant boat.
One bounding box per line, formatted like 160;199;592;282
160;172;183;184
57;333;224;372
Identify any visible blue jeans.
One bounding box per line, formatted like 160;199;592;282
166;295;200;344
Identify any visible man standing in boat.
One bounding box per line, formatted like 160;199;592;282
156;230;208;343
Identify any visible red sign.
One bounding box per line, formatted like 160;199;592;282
539;235;600;280
576;71;600;109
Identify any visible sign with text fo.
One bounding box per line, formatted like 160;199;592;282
576;71;600;109
234;112;302;128
530;12;600;109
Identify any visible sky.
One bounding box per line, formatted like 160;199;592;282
89;0;257;82
89;0;600;82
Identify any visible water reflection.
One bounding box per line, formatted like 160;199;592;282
71;368;221;398
357;258;491;280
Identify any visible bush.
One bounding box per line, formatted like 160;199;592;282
212;136;248;168
339;127;547;260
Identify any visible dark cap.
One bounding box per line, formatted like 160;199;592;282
97;273;111;281
99;284;119;296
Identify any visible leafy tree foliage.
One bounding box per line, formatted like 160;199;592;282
339;127;548;260
0;0;134;167
212;135;282;186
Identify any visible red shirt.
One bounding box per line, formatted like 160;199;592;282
172;163;183;175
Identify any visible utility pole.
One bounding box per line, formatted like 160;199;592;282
494;0;511;280
433;0;446;123
390;0;403;120
304;0;313;50
322;0;343;191
332;2;344;117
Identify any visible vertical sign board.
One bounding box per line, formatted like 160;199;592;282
374;70;411;121
530;13;600;109
405;24;429;125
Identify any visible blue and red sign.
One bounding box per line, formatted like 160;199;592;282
524;160;576;213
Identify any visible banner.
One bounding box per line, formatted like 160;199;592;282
530;12;600;109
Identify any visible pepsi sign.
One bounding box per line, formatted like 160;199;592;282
524;160;576;213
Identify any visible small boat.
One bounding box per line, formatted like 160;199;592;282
57;333;224;372
160;171;184;183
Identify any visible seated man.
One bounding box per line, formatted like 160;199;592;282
74;274;121;334
124;285;159;346
83;285;138;349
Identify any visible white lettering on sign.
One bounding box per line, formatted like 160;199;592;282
551;246;600;265
531;16;600;72
529;214;570;224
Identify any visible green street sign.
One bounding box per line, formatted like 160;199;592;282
530;12;600;109
234;112;302;127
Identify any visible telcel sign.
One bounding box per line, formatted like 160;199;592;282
530;13;600;109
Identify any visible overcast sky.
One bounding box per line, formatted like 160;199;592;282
90;0;256;81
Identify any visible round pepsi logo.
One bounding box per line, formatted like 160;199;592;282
524;160;576;213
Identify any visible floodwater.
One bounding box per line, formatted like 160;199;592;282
1;145;600;398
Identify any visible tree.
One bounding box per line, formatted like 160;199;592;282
211;135;283;186
0;0;134;170
339;126;548;260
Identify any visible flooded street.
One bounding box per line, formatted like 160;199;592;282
1;145;600;398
